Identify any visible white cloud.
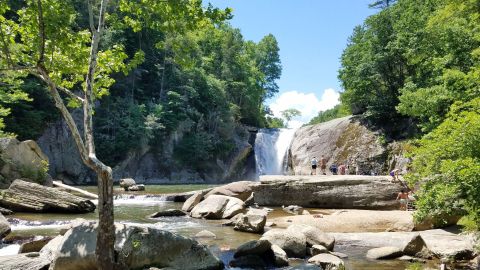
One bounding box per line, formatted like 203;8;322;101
269;88;340;128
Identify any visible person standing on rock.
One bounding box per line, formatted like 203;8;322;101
311;157;318;175
390;169;400;183
320;155;327;175
396;189;409;211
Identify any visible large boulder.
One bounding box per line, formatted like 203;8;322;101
0;213;10;239
50;222;223;270
149;209;186;218
287;224;335;250
39;235;64;261
254;175;403;209
119;178;136;189
366;246;403;260
271;244;289;267
261;228;307;258
402;234;429;257
182;191;204;212
0;179;95;213
233;212;267;233
308;253;344;269
19;237;52;253
190;195;244;219
205;181;255;201
0;253;51;270
234;239;271;258
0;138;50;188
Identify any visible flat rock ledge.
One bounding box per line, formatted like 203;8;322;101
0;179;95;213
252;175;403;209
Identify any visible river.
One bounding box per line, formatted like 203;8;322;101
0;184;437;270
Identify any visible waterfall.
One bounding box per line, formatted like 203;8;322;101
254;128;296;175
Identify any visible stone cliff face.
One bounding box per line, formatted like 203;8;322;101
288;116;408;176
37;114;255;185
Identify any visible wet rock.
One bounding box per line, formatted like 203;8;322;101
0;179;95;213
271;244;289;267
0;206;13;215
288;224;335;250
229;254;266;269
397;255;426;263
50;222;223;270
182;191;203;212
19;237;53;253
308;253;344;269
149;209;186;218
205;181;255;201
366;246;403;260
244;192;255;207
127;184;145;191
0;253;50;270
282;205;303;215
190;195;244;219
119;178;136;190
310;245;328;256
234;239;271;258
194;230;216;239
0;213;10;239
261;228;307;258
233;212;266;234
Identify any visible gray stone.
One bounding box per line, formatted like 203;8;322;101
233;212;266;233
397;255;426;263
194;230;216;239
0;179;95;213
244;192;255;207
205;181;255;201
19;237;52;253
229;254;266;269
234;239;271;258
366;246;403;260
190;195;244;219
288;224;335;250
282;205;303;214
119;178;136;189
0;138;50;188
149;209;186;218
0;213;10;239
0;253;50;270
308;253;344;269
271;244;289;267
402;233;428;256
0;206;13;215
254;175;404;210
182;191;203;212
39;235;64;261
310;245;328;256
50;222;223;270
261;228;307;258
127;184;145;191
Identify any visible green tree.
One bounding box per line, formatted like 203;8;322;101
281;108;301;126
0;0;230;268
307;104;350;125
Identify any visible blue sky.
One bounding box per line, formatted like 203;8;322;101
207;0;376;127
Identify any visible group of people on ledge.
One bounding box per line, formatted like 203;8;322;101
309;156;358;176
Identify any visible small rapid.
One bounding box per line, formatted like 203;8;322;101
254;128;296;176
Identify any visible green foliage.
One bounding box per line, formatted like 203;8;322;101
265;116;285;128
405;262;423;270
307;104;349;126
280;108;301;124
406;98;480;227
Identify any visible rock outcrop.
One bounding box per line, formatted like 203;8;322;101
0;179;95;213
253;175;403;209
50;222;223;270
204;181;255;201
233;210;267;233
260;228;307;258
0;138;50;188
307;253;344;269
0;253;51;270
190;195;245;219
0;213;10;239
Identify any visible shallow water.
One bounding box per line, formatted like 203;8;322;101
1;185;441;269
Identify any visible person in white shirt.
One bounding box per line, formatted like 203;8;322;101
311;157;318;175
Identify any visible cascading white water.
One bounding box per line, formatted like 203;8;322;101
254;128;296;175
